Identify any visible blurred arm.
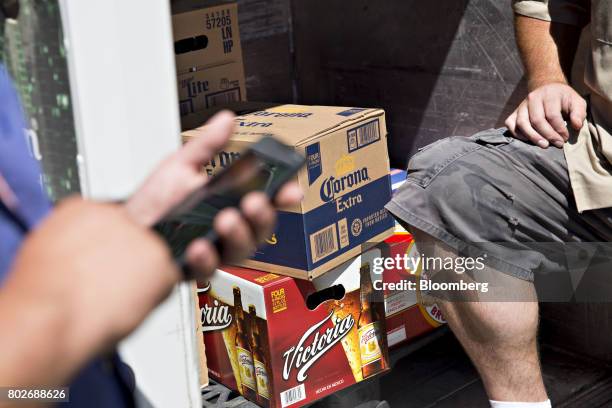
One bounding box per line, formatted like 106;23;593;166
0;286;84;391
0;198;180;399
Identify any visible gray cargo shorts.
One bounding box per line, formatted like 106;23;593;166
385;128;612;289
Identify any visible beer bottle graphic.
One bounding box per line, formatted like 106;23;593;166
358;264;387;378
248;305;271;407
233;287;257;401
326;289;363;383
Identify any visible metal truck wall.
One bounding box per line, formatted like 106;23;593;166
292;0;525;169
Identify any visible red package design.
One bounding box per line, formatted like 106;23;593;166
197;255;390;407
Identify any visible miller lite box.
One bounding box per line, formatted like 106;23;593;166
183;105;395;280
172;3;247;116
382;234;446;349
197;247;390;407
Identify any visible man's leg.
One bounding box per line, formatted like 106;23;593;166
412;228;548;403
385;129;610;405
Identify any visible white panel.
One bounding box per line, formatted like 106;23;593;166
210;269;268;319
120;283;200;408
59;1;201;407
313;247;382;293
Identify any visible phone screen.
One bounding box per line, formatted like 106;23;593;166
154;135;305;262
154;151;279;259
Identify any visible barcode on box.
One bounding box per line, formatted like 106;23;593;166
337;218;349;249
280;384;306;407
347;119;380;152
309;224;339;263
205;87;241;108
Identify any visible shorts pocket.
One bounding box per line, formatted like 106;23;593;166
407;136;482;188
469;128;514;146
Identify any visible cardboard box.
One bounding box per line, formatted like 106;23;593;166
180;101;278;131
197;247;390;408
172;4;247;116
382;234;445;349
183;105;395;279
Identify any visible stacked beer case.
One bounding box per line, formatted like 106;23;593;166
197;255;391;408
173;7;441;405
171;3;247;392
184;103;398;407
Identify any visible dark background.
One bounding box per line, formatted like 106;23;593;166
291;0;525;168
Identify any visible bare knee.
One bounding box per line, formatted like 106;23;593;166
440;300;539;347
410;229;545;400
410;228;539;345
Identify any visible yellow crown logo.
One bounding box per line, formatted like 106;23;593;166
265;233;278;245
335;154;355;176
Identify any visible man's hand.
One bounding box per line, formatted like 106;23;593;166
505;82;586;148
507;15;587;149
125;111;302;279
0;198;180;387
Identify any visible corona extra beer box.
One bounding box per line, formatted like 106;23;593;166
382;234;446;349
183;105;395;279
172;3;247;117
197;246;391;408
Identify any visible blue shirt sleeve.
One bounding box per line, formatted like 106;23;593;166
0;64;133;407
0;65;51;278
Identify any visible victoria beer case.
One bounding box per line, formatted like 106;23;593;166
197;251;390;407
183;104;395;279
382;234;445;348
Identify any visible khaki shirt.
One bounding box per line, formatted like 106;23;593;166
514;0;612;212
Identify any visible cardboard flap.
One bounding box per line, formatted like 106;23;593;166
232;105;384;146
313;246;383;293
220;266;292;288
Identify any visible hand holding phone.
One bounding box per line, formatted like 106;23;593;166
154;136;305;278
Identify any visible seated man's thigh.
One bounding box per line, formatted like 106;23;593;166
387;128;612;295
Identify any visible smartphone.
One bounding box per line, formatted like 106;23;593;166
154;135;305;266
